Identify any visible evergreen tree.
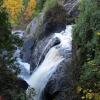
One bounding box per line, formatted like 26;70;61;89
0;0;13;66
0;1;26;99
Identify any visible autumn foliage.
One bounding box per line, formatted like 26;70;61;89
3;0;24;23
23;0;36;21
3;0;36;24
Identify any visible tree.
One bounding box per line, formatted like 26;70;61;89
0;0;13;66
73;0;100;99
3;0;36;24
0;0;26;99
3;0;24;24
23;0;36;21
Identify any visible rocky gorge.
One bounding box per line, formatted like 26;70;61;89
0;0;99;100
20;0;79;100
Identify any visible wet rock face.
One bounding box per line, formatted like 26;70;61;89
30;36;61;73
21;0;79;100
30;36;52;73
21;3;67;66
44;57;75;100
21;37;35;63
64;0;79;15
61;0;79;24
22;6;67;73
22;0;79;66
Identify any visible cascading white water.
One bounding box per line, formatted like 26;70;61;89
12;30;30;81
27;47;64;100
16;54;30;81
27;25;72;100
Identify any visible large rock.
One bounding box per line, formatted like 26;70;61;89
43;1;67;34
22;37;35;62
16;78;29;90
63;0;79;16
22;1;68;65
44;59;75;100
21;0;79;99
30;35;61;73
21;13;45;63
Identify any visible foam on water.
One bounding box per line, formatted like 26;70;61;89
27;25;72;100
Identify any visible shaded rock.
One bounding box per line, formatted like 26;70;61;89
22;1;68;67
16;78;29;90
43;2;67;34
64;0;79;16
58;0;79;24
22;37;35;63
24;2;67;39
24;12;45;39
22;0;79;64
44;58;75;100
21;13;45;64
21;0;79;100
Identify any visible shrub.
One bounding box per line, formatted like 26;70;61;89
43;0;58;13
36;0;47;10
3;0;24;24
73;0;100;99
0;1;26;99
23;0;36;21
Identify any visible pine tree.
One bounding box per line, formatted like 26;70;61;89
0;1;26;99
0;0;13;66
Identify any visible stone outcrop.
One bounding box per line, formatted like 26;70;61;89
21;1;67;63
21;0;79;100
22;0;79;64
44;59;76;100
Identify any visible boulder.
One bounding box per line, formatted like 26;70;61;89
16;78;29;90
22;1;68;69
30;36;61;73
21;37;35;63
43;2;67;34
21;0;79;99
44;53;75;100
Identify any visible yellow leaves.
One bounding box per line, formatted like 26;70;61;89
81;96;85;99
83;89;88;94
86;93;94;99
3;0;24;23
94;93;100;100
87;60;96;67
81;92;94;100
3;0;37;23
76;86;100;100
76;86;82;94
96;32;100;36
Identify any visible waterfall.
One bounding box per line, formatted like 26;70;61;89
27;25;72;100
12;30;30;81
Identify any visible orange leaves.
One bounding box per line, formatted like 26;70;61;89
23;0;36;21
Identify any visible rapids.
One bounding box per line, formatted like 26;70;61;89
27;25;72;100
